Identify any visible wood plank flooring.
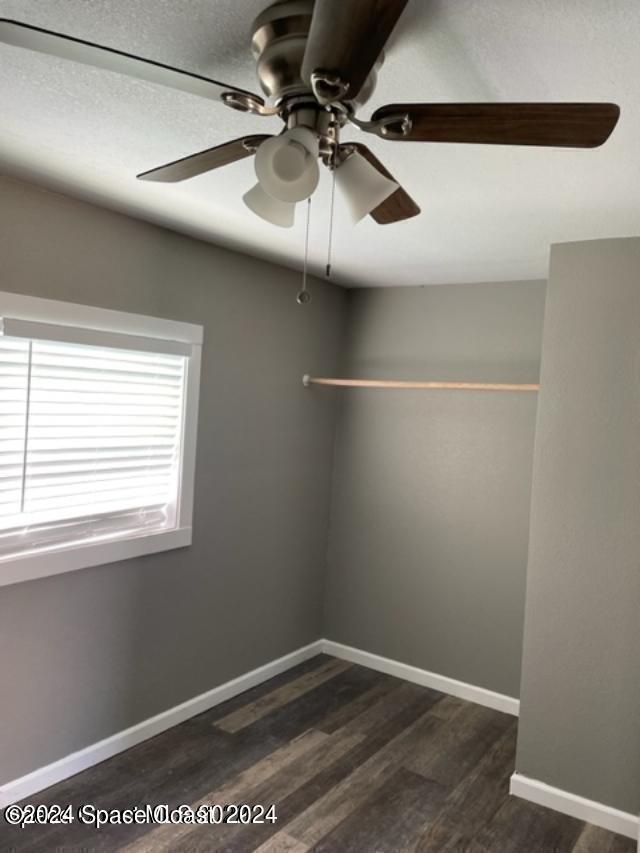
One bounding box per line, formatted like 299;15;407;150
0;655;635;852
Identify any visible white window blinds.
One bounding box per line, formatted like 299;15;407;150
0;333;186;559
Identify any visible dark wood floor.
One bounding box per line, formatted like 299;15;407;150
1;655;635;852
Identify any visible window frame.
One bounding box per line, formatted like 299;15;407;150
0;291;202;587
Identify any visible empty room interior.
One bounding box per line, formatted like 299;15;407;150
0;1;639;851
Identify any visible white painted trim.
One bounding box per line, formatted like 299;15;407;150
0;290;203;588
320;640;520;716
326;641;636;840
0;527;193;588
1;317;192;356
0;290;202;344
510;773;639;841
176;343;200;537
2;637;635;847
0;640;324;809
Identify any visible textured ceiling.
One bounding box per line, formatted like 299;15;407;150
1;0;639;287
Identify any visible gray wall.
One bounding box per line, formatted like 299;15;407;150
0;177;347;784
323;282;546;698
516;238;640;815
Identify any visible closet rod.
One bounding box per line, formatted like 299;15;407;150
303;376;539;392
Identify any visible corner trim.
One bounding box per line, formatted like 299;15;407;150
0;640;324;809
320;639;520;716
510;773;639;841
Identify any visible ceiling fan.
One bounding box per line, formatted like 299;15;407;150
0;1;620;228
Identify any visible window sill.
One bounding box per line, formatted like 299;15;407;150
0;527;192;588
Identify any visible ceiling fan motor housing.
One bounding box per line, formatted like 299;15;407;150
250;0;379;107
286;105;341;164
0;5;619;232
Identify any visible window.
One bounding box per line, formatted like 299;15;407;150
0;293;202;587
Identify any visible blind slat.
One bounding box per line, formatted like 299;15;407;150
0;335;186;553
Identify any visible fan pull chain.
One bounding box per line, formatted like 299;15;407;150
326;144;337;279
296;197;312;305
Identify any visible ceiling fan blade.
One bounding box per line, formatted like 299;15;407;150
137;135;271;182
370;102;620;147
341;143;420;224
0;18;265;108
301;0;408;102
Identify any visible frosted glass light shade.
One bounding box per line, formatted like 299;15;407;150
254;127;320;203
243;183;296;228
335;151;399;223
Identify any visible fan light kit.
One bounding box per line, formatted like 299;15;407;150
0;0;620;231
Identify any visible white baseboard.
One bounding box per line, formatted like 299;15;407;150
320;640;520;717
0;640;323;809
13;633;636;847
0;637;519;809
510;773;639;841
